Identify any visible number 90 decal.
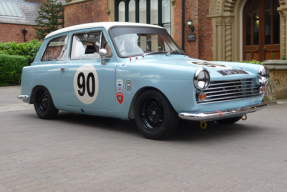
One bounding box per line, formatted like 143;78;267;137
73;64;99;104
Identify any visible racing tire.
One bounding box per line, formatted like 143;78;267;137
33;87;59;119
216;116;241;124
134;90;179;140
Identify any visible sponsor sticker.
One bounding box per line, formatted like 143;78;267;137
116;92;124;104
116;79;123;91
217;70;249;76
120;62;127;67
125;79;133;93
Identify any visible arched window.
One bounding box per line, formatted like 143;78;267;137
129;0;136;22
115;0;171;34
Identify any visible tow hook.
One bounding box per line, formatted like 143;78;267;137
241;114;247;121
200;121;207;129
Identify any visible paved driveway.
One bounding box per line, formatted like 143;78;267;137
0;86;287;192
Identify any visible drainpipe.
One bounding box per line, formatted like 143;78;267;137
22;29;27;42
182;0;185;51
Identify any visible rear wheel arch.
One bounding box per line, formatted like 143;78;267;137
30;85;53;104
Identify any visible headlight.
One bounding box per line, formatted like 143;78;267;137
194;67;210;90
258;66;269;85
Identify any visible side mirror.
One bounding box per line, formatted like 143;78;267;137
99;48;107;65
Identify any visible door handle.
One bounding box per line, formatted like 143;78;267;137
60;68;69;72
263;47;266;50
256;47;259;50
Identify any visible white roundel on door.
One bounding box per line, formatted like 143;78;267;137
73;64;99;104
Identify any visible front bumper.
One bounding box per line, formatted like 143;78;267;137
179;102;268;121
17;95;29;101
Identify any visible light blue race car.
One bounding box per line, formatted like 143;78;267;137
18;22;269;139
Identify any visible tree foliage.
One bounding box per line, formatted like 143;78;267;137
32;0;64;40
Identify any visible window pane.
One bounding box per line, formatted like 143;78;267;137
253;0;259;45
273;0;280;44
129;0;135;22
265;0;271;45
163;23;171;34
139;0;146;23
245;1;251;45
42;36;68;61
151;0;158;25
71;31;111;60
162;0;170;23
119;1;125;22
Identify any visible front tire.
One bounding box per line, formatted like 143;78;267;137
216;116;241;124
134;90;179;140
33;87;58;119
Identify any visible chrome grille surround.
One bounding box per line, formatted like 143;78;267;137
196;78;262;104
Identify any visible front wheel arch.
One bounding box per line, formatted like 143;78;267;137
128;87;175;120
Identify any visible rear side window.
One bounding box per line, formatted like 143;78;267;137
71;31;112;60
41;35;68;61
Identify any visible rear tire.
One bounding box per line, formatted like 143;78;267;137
134;90;179;140
33;87;58;119
216;116;241;124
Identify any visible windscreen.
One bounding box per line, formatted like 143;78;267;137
109;27;184;57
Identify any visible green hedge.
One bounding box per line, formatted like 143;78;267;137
0;54;28;85
240;60;263;65
0;40;42;65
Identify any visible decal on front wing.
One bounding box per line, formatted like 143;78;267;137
116;79;123;91
125;79;133;93
73;64;99;105
116;92;124;104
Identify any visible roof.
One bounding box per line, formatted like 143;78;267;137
45;22;163;39
0;0;40;25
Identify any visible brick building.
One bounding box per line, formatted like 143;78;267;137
0;0;41;43
64;0;286;62
0;0;65;43
1;0;285;61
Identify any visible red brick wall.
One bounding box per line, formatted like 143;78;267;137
0;24;37;43
198;0;213;61
173;0;213;61
64;0;109;27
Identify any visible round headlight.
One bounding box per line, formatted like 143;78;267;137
194;67;210;90
258;65;269;85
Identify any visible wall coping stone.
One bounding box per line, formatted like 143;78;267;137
263;60;287;70
64;0;92;7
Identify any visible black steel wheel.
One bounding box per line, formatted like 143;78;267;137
216;116;241;124
34;86;58;119
135;90;179;140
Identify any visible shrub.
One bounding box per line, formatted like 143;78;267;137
0;54;28;85
271;53;275;59
0;40;42;65
283;56;286;60
240;60;263;65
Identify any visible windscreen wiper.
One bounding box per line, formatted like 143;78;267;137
166;50;186;56
143;51;167;57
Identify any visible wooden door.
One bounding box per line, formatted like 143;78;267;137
243;0;280;61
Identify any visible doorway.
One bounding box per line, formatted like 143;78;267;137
243;0;280;61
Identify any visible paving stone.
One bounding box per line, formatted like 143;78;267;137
1;86;287;191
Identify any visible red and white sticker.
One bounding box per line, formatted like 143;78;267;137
116;92;124;104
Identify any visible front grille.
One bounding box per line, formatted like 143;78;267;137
197;78;261;104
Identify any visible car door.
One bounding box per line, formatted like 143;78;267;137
60;28;117;112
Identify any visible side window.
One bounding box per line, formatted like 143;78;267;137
71;31;112;60
41;36;68;61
